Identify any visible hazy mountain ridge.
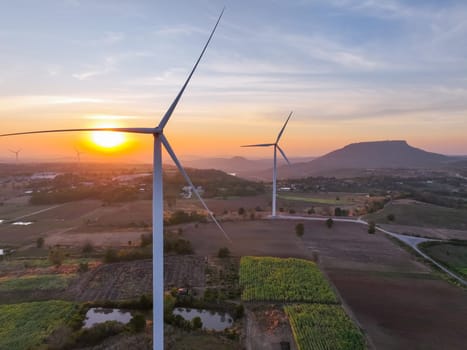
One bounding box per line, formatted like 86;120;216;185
245;140;458;180
183;155;315;177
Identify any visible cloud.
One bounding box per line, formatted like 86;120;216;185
72;56;116;80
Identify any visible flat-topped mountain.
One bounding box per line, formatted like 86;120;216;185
268;140;453;179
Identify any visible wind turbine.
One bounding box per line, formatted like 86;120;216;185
9;148;22;163
74;147;85;163
242;112;293;217
0;9;229;350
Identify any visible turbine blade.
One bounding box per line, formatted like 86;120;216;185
277;145;290;165
241;143;275;147
161;134;231;242
0;127;156;137
275;111;293;143
157;8;224;130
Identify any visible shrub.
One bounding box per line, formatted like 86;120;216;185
128;314;146;332
295;223;304;237
238;207;245;215
218;247;230;258
75;321;125;347
78;262;89;273
192;316;203;330
368;221;376;234
82;241;94;255
104;248;118;263
387;213;395;221
48;247;65;267
326;218;334;229
140;233;152;247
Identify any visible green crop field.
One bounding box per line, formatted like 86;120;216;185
0;274;73;292
278;194;349;205
285;304;365;350
0;300;78;350
239;256;337;303
420;241;467;279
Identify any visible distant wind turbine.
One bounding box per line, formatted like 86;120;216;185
9;148;22;163
0;9;229;350
74;147;85;163
242;112;293;217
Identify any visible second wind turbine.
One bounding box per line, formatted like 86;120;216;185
242;112;292;217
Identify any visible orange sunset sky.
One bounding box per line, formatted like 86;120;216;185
1;1;466;163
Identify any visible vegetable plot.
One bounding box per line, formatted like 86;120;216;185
239;256;337;303
285;304;365;350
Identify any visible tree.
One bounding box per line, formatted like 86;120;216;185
36;237;44;248
218;247;230;258
387;213;395;221
192;316;203;330
82;241;94;255
48;247;65;267
295;223;304;238
238;207;245;215
368;221;376;234
334;207;342;216
326;218;334;229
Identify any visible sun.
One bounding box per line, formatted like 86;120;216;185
91;131;126;149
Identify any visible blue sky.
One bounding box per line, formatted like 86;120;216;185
1;0;466;160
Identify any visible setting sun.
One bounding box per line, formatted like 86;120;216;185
91;131;126;149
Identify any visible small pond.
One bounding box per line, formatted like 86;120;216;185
173;308;233;331
84;308;132;328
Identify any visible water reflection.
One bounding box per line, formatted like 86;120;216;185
173;308;233;331
84;308;132;328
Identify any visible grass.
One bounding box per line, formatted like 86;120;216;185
284;304;365;350
278;194;348;205
0;300;78;350
239;256;337;303
419;241;467;279
0;274;73;292
365;201;467;230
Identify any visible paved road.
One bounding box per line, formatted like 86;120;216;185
272;214;467;286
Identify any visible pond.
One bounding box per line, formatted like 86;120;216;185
173;308;233;331
83;308;132;328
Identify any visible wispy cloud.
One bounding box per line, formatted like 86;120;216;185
72;56;117;80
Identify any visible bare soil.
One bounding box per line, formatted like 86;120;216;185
244;305;296;350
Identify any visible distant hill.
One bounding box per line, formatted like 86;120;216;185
262;140;454;179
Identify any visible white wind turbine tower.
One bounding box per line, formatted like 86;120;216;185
9;148;22;163
242;112;293;217
0;9;229;350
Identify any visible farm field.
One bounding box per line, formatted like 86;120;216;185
285;304;365;350
420;241;467;279
183;219;467;350
0;300;78;350
0;274;72;292
365;199;467;230
278;193;351;205
239;256;337;303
